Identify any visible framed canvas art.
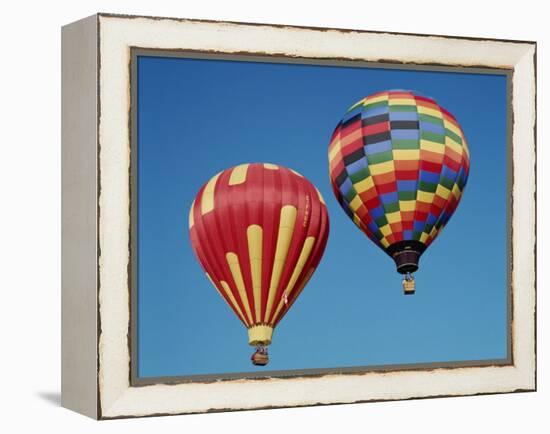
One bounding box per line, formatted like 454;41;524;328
61;13;536;419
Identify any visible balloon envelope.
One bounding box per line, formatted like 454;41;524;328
328;90;470;274
189;163;329;347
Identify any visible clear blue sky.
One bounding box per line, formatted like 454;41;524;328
137;55;508;378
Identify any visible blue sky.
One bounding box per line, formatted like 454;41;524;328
137;55;509;378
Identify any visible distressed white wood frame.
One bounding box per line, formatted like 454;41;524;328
61;13;536;419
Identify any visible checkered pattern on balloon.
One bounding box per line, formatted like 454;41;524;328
328;90;470;294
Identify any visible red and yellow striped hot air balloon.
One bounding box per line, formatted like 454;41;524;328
188;163;329;366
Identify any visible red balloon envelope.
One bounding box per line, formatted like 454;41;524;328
189;163;329;365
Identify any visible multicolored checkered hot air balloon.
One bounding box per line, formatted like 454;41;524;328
328;90;470;295
189;163;329;365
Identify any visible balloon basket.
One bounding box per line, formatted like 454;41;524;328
251;345;269;366
402;273;416;295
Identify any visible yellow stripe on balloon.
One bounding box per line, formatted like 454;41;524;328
452;184;462;199
444;118;462;137
272;258;315;323
417;105;443;119
228;164;249;185
354;176;374;193
420;139;445;154
247;225;263;322
219;280;248;325
200;172;220;215
206;273;248;325
264;205;297;321
364;95;387;105
445;136;463;156
349;195;362;212
388;98;416;106
399;200;415;211
417;190;435;203
393;149;420;161
328;140;342;163
369;160;395;176
285;236;315;295
348;97;366;111
379;224;391;237
263;163;279;170
188;199;195;229
386;211;401;224
435;184;451;200
226;252;253;324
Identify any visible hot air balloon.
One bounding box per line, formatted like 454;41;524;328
328;90;470;295
189;163;329;365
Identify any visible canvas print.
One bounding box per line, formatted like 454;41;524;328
133;52;509;380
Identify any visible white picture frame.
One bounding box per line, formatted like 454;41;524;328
61;13;536;419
